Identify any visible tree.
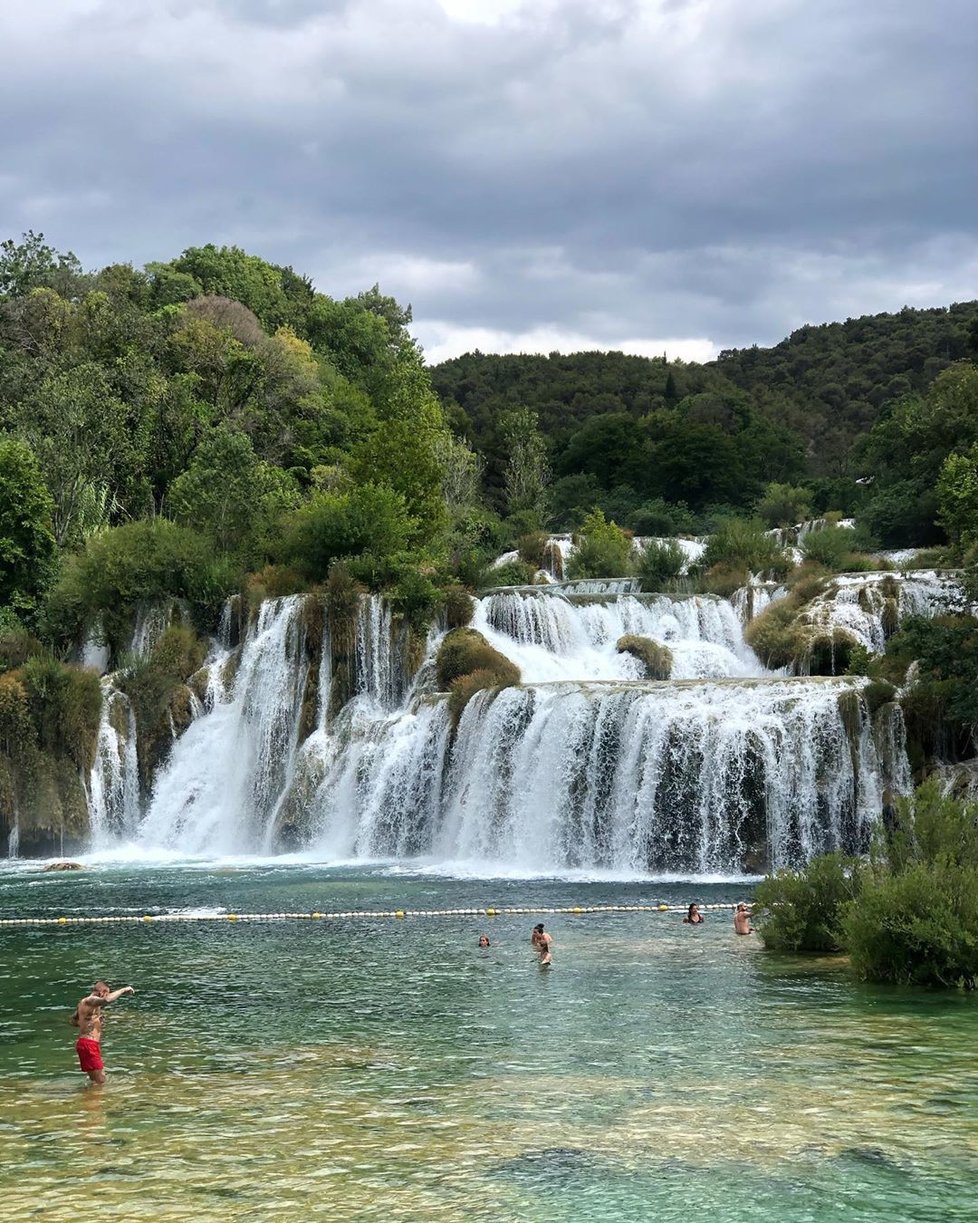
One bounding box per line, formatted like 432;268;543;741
167;426;298;559
0;231;85;298
0;438;56;615
500;407;550;520
936;445;978;547
16;364;137;545
755;482;811;529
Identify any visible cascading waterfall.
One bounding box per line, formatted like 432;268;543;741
135;597;311;855
474;590;762;680
803;571;957;653
87;686;140;844
83;567;956;874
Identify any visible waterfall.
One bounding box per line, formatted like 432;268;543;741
136;597;311;854
803;571;957;653
85;576;929;874
88;685;141;843
7;819;19;859
308;677;882;874
474;590;762;680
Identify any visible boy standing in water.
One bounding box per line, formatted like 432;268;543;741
71;980;135;1084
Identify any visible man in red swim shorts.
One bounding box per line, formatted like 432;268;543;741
71;980;135;1084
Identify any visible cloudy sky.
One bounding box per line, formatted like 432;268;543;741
2;0;976;363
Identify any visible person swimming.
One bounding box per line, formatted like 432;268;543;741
478;934;490;948
683;903;705;925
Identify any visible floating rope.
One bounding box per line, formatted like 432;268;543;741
0;903;740;928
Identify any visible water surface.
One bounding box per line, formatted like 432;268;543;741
2;862;976;1221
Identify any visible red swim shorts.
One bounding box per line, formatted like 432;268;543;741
75;1038;104;1073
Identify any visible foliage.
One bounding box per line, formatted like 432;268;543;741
700;518;791;577
615;635;672;680
635;539;685;591
566;509;632;579
888;615;978;761
43;519;231;652
485;560;536;588
841;864;978;989
168;425;298;559
754;853;864;953
755;482;811;529
277;484;416;584
936;444;978;546
18;656;102;772
800;525;856;570
499;407;551;520
435;628;520;691
0;437;56;616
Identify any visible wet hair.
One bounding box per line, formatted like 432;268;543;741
534;923;545;933
478;935;490;947
93;979;110;991
687;904;698;918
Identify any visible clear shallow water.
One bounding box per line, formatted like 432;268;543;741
2;864;977;1222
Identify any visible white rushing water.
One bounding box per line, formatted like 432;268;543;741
81;571;935;873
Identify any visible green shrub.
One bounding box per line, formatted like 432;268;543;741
699;562;751;598
754;853;864;953
566;509;633;579
636;540;685;591
0;626;44;674
616;634;672;680
18;656;102;772
745;601;807;670
801;525;868;571
435;628;520;690
485;560;536;588
862;679;897;714
755;482;811;529
42;519;234;651
277;483;416;581
443;586;474;629
516;531;549;569
701;518;791;577
388;570;444;635
841;864;978;988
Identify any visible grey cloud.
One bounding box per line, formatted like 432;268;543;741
0;0;975;357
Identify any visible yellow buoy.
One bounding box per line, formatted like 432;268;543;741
395;910;405;919
658;904;669;911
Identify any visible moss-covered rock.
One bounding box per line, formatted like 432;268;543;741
745;601;809;670
616;634;673;680
448;669;509;724
435;629;520;691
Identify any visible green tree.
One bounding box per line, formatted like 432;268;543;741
567;509;632;578
500;407;550;520
0;230;85;298
167;426;298;559
755;482;811;529
0;438;57;615
936;445;978;546
15;363;137;545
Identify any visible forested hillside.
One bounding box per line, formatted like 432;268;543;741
431;302;978;540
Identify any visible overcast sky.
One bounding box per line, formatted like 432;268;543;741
1;0;976;363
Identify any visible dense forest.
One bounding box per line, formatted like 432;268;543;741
1;232;978;849
431;302;978;542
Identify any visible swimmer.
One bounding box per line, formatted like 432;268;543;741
478;934;490;948
539;945;553;968
734;903;754;935
530;922;552;951
70;980;135;1084
683;903;705;925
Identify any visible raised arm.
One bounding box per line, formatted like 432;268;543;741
86;986;135;1006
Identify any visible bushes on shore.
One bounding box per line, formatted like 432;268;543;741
756;781;978;988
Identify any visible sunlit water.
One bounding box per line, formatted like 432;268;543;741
2;862;977;1222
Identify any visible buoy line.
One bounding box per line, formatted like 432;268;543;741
0;903;741;928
